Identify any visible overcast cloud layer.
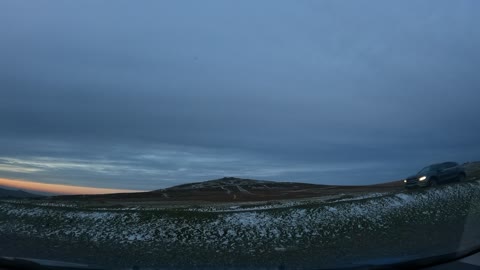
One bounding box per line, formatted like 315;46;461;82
1;1;480;190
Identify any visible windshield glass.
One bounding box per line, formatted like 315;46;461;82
418;164;443;174
1;1;480;269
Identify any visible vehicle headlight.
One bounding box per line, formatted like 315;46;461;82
403;179;407;183
419;176;427;181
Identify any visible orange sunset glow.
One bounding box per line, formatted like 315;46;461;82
0;178;145;195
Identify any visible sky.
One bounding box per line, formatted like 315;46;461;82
1;1;480;194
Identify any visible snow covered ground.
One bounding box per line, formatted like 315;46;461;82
1;180;480;268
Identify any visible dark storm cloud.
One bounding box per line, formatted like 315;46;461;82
1;0;480;190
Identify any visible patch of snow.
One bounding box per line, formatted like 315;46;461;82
235;185;254;195
1;181;479;255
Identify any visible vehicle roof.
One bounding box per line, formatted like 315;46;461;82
429;161;458;166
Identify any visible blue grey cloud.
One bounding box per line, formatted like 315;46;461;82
0;0;479;190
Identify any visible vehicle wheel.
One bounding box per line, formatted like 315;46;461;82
429;179;438;187
458;174;466;182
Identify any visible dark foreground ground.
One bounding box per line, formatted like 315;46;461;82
1;178;480;269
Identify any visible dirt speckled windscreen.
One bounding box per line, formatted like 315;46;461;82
0;1;479;269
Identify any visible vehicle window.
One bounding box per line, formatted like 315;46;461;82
445;162;458;168
418;164;442;174
438;163;454;170
438;164;448;170
418;166;432;174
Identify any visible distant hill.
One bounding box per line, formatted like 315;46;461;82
52;176;404;203
158;177;324;191
0;187;42;198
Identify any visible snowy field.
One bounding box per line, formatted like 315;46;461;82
1;180;480;269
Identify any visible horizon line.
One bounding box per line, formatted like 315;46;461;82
0;178;146;195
